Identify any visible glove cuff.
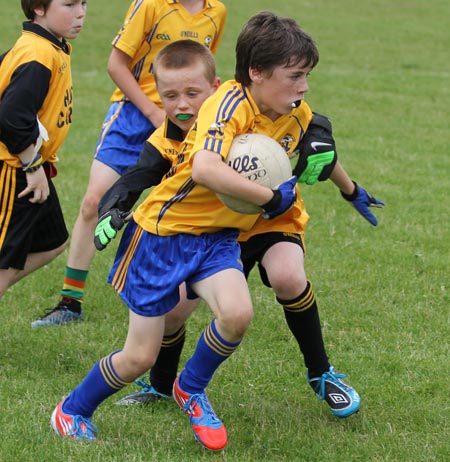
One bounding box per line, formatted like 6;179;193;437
340;181;358;202
261;190;281;213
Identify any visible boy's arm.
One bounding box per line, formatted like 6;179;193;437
98;141;171;215
329;161;384;226
0;62;49;154
94;142;171;250
107;47;165;128
192;149;297;219
0;61;51;203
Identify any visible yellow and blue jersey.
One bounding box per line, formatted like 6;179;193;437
110;0;226;106
133;80;313;236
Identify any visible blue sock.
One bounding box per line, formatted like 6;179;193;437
63;351;130;417
179;320;240;393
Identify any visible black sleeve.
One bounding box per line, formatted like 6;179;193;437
0;61;50;154
98;141;172;215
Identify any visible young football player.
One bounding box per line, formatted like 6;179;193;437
0;0;87;299
51;12;382;451
32;0;227;327
111;14;384;419
50;24;299;449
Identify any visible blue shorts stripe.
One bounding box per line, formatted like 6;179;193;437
111;224;143;294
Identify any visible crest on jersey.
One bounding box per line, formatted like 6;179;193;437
280;134;296;153
208;121;226;137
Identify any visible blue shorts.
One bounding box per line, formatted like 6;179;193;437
94;101;156;175
108;219;242;317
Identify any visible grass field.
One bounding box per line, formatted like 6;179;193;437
1;1;449;461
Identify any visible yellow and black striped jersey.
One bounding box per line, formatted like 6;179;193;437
110;0;226;106
133;80;313;237
0;22;73;168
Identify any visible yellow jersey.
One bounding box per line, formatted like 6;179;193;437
0;22;73;167
133;80;313;236
110;0;226;106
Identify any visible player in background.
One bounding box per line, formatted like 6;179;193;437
102;14;384;419
32;0;226;327
0;1;87;299
50;24;301;450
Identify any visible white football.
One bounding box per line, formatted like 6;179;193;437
217;133;292;214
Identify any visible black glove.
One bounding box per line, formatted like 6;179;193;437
94;209;130;251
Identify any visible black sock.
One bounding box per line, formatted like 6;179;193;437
278;281;330;377
150;325;186;395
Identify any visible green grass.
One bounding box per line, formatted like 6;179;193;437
1;1;449;461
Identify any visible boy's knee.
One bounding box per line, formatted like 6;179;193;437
217;305;253;339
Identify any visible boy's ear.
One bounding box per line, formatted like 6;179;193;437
213;77;221;91
249;67;263;84
34;5;46;18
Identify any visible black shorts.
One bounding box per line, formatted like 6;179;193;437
0;162;68;270
239;232;305;287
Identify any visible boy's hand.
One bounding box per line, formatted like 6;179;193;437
293;112;337;185
17;167;49;204
94;209;131;250
262;176;297;219
341;182;384;226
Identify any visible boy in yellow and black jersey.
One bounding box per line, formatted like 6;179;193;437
0;0;87;300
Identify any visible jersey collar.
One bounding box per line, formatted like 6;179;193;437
23;21;70;54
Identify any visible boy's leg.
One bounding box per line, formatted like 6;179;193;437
33;101;155;327
115;284;200;405
261;240;360;417
51;311;165;440
173;268;253;451
32;160;120;327
0;169;68;298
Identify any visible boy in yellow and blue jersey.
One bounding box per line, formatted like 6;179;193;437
51;12;383;451
0;0;87;300
32;0;226;327
107;14;383;420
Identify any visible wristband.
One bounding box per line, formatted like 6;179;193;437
261;190;281;213
340;181;358;201
24;162;44;174
22;153;43;172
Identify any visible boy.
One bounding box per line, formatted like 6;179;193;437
110;19;383;419
0;0;87;299
50;26;299;450
32;0;227;327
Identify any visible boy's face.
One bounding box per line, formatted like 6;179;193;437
249;60;313;118
156;62;219;135
34;0;87;41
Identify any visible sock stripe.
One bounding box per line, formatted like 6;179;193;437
204;323;237;357
279;281;316;313
161;324;186;348
63;277;85;289
99;353;130;389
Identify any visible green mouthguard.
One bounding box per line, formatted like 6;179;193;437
176;114;193;121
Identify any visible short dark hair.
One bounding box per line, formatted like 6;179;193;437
154;39;216;84
235;11;319;86
21;0;53;20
